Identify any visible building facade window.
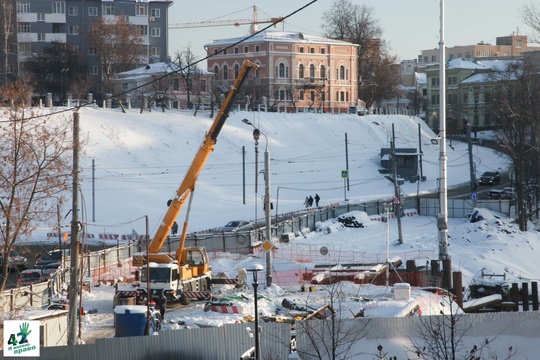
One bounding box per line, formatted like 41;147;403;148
37;33;46;41
150;8;160;17
244;46;248;53
121;83;128;91
89;47;97;55
310;47;315;54
339;65;345;80
234;47;239;54
102;3;114;15
299;47;304;53
90;65;98;75
200;79;207;92
321;91;326;102
320;65;326;79
136;4;147;16
214;65;218;79
223;65;228;80
310;90;315;101
255;45;260;52
37;12;45;21
68;26;78;35
309;64;315;82
278;63;285;78
68;6;77;16
299;64;304;79
279;90;286;100
320;48;325;54
17;22;31;33
17;1;30;13
151;28;160;37
299;90;304;100
234;64;239;78
139;25;148;36
88;7;97;16
151;47;160;56
52;1;65;14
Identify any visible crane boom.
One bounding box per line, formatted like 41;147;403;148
148;60;259;256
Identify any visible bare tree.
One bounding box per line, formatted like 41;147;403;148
173;43;200;110
86;15;146;99
485;60;540;230
0;0;15;87
522;3;540;44
322;0;399;109
0;80;73;291
23;42;87;105
407;293;517;360
293;282;370;360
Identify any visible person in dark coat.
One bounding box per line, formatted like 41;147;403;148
308;196;314;207
314;194;320;207
303;196;309;208
171;221;178;235
155;292;167;320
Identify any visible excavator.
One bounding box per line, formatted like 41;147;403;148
131;60;259;304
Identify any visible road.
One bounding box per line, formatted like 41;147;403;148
3;243;116;289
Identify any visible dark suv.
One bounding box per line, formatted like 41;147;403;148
35;250;64;270
479;171;501;185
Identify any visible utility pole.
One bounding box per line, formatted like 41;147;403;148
68;111;80;345
391;124;403;244
437;0;449;261
467;122;477;207
345;133;350;191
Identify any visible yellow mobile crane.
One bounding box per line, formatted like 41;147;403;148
132;60;259;304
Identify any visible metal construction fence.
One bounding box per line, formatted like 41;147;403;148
1;195;512;311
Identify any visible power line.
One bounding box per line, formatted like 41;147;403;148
2;1;319;124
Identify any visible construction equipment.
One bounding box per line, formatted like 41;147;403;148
169;6;283;35
131;60;259;304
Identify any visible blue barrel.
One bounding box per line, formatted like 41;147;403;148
114;305;148;337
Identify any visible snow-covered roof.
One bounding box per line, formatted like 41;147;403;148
207;30;358;47
116;62;211;78
426;58;518;71
415;72;427;84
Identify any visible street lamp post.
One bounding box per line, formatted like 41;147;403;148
247;264;263;360
242;119;273;286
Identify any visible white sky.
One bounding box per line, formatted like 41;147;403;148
30;107;540;356
168;0;536;62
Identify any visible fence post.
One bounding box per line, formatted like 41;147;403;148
511;283;519;311
522;282;530;311
532;282;539;311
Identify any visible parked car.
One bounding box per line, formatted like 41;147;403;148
348;106;366;115
18;269;45;286
478;171;501;185
501;187;516;199
35;249;64;270
0;249;28;271
218;220;254;232
41;261;62;276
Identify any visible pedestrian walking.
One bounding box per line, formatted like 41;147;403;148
304;196;309;209
314;194;320;207
308;196;314;207
156;292;167;320
171;221;178;235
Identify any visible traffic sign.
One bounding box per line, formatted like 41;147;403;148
393;196;401;205
341;170;349;179
471;192;478;200
262;240;273;252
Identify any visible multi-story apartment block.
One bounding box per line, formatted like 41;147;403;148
418;35;539;65
10;0;171;82
205;31;359;112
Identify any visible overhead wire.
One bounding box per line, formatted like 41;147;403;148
0;0;319;124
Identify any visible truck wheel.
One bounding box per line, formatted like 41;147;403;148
180;283;192;305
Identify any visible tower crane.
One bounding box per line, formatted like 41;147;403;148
169;5;283;34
